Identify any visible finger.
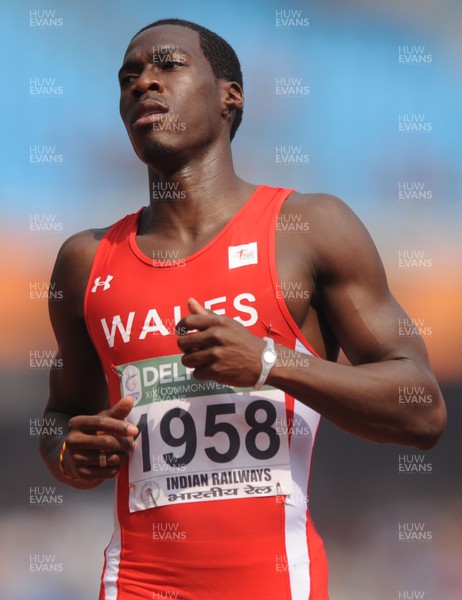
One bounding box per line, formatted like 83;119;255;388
187;297;210;315
97;433;136;453
75;466;120;480
100;397;138;437
181;348;220;369
177;328;220;353
176;314;218;336
67;431;136;453
73;451;128;468
106;397;135;420
177;328;225;354
68;414;137;437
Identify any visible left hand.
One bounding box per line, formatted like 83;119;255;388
176;298;265;387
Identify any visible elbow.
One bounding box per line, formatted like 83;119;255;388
411;402;447;450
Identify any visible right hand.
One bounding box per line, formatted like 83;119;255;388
63;397;139;481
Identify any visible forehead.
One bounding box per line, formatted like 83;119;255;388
123;25;204;62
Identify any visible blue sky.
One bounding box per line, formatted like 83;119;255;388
1;0;461;239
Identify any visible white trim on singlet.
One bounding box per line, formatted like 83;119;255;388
284;338;321;600
101;480;122;600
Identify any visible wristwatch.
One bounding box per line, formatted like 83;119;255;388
254;336;277;390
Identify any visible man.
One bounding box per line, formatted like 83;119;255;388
41;18;446;600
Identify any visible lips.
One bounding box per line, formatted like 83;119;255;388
131;100;169;127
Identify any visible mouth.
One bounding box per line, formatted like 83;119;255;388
132;101;169;127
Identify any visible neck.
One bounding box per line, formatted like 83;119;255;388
140;142;255;240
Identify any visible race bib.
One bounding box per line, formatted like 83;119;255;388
116;354;293;512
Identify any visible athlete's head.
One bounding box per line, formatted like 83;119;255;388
134;19;243;140
119;20;244;168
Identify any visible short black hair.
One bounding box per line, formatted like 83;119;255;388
132;18;243;140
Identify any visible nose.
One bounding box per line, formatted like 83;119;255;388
132;67;164;99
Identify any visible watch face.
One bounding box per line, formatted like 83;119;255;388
263;350;277;364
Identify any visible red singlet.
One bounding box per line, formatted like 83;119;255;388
84;185;329;600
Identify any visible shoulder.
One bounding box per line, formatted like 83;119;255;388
54;227;110;275
51;227;111;319
282;191;385;283
55;208;141;265
283;190;360;222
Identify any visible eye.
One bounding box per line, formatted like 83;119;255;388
161;60;184;71
119;73;137;87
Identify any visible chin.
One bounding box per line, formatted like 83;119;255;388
135;136;179;165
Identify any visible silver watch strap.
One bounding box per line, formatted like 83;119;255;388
254;336;276;390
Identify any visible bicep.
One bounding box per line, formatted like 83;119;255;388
45;236;108;417
315;198;430;366
47;315;109;418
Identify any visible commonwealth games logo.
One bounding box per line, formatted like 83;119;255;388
121;365;142;405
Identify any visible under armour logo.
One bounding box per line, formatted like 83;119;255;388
91;275;114;292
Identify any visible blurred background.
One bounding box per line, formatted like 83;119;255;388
1;0;461;598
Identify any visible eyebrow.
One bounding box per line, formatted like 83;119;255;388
151;46;190;56
118;48;191;79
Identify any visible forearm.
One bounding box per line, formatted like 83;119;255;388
268;347;446;449
39;410;103;490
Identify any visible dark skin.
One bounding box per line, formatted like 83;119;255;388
41;25;446;488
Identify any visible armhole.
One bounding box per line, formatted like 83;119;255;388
269;190;321;359
82;210;143;342
83;229;112;346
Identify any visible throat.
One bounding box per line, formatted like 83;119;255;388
137;232;217;263
136;181;259;259
136;209;237;261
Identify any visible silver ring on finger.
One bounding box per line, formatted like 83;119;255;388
99;451;107;468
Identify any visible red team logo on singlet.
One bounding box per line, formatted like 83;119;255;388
228;241;258;269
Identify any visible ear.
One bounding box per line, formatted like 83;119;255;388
220;80;244;115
